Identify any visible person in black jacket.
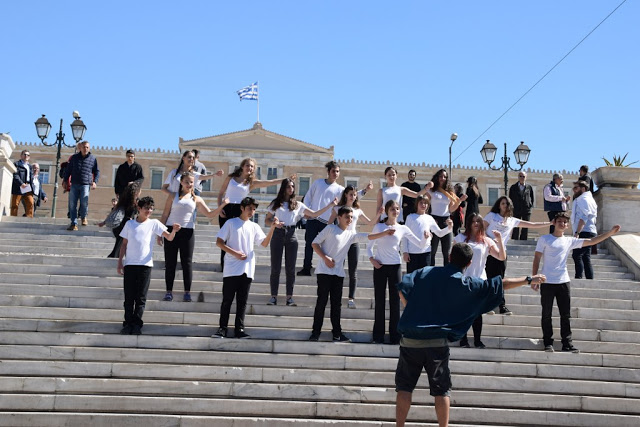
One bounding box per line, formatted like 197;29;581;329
10;150;34;217
578;165;595;193
509;171;535;240
465;176;483;217
63;140;100;230
114;150;144;197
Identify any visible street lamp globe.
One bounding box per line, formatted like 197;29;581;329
70;115;87;142
514;141;531;166
480;139;497;165
34;115;52;141
450;133;458;142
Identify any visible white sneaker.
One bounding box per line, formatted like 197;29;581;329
347;300;356;309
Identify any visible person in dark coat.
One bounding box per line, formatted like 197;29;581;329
10;150;34;217
578;165;595;193
464;176;483;217
509;171;535;240
114;150;144;197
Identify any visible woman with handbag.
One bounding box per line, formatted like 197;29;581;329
100;182;141;258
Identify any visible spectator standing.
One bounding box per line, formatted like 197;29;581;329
401;170;421;222
30;163;48;215
192;149;207;196
64;141;100;230
10;150;34;217
578;165;595;193
450;183;465;236
543;173;571;234
570;181;598;279
508;171;535;240
114;150;144;197
464;176;483;217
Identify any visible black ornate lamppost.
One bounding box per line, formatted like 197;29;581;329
34;111;87;217
480;140;531;196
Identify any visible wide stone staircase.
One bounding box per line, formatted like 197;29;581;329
0;216;639;426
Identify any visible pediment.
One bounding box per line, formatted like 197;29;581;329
180;123;333;155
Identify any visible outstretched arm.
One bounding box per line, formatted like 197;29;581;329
251;173;297;191
503;274;546;291
581;225;621;247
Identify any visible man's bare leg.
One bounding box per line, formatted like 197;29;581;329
434;395;450;427
396;390;412;427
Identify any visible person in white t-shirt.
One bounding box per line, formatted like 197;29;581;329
376;166;431;223
483;196;549;315
117;196;181;335
402;195;453;274
368;200;431;344
532;212;620;353
161;150;222;195
454;213;505;348
327;185;376;309
265;178;338;307
214;197;280;339
309;206;394;342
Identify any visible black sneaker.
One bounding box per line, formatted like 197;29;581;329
459;340;470;348
235;329;250;339
120;325;132;335
499;306;513;315
544;345;554;352
297;269;312;276
286;298;297;306
562;344;580;353
131;325;142;335
333;333;352;343
213;327;227;338
267;297;277;305
474;341;486;349
309;333;320;341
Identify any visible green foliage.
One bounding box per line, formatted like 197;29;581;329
602;153;638;167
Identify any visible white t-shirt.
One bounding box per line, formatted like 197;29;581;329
535;234;584;284
312;225;369;277
484;212;521;246
454;234;497;279
216;217;266;279
224;178;251;204
367;223;426;265
268;201;308;227
164;169;204;194
402;213;451;254
166;193;197;229
120;219;168;267
381;185;403;221
429;189;451;217
304;179;346;223
331;206;365;231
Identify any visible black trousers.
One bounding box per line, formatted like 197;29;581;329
373;264;402;343
573;232;596;279
486;255;507;308
541;282;572;346
163;227;195;293
302;219;327;271
430;215;452;266
219;203;242;270
461;316;483;346
123;265;152;327
406;252;430;274
219;274;252;330
511;211;531;240
347;243;359;299
270;226;298;296
312;274;344;336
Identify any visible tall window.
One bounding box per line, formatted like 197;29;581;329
299;177;310;198
488;187;500;206
251;167;261;194
112;165;119;186
201;179;211;192
150;169;164;190
267;167;278;194
38;165;51;184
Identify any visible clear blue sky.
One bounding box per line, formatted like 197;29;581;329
2;1;637;174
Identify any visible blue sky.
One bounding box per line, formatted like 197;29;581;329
2;1;637;174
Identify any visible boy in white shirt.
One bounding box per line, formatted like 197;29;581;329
532;212;620;353
117;196;181;335
310;206;395;342
214;197;280;338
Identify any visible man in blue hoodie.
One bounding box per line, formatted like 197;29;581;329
395;242;545;427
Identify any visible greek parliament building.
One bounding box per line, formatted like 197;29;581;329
3;122;578;229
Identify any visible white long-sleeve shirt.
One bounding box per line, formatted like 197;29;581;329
543;183;567;211
570;192;597;234
367;223;427;265
401;213;451;254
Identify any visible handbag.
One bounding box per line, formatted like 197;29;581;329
104;207;125;229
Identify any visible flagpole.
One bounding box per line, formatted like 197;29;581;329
257;81;260;123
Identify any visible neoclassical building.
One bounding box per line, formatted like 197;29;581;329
8;122;578;229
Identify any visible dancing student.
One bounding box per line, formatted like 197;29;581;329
450;183;465;236
327;185;374;309
117;196;180;335
483;196;549;314
162;150;222;195
454;213;505;348
159;172;228;302
376;166;430;223
426;169;467;266
100;182;141;258
309;206;395;343
214;197;279;339
402;195;454;274
298;160;372;276
265;178;338;307
367;200;430;344
465;176;483;217
218;157;295;269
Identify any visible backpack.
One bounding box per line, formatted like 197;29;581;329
104;207;125;229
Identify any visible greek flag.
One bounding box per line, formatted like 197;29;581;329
236;82;258;101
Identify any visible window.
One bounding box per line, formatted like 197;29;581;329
267;167;278;194
487;185;501;206
299;176;310;197
251;167;261;194
201;179;211;192
380;179;388;189
38;164;51;184
150;168;164;190
345;177;359;189
251;213;259;224
112;165;119;187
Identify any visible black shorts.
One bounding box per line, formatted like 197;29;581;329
395;346;451;396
